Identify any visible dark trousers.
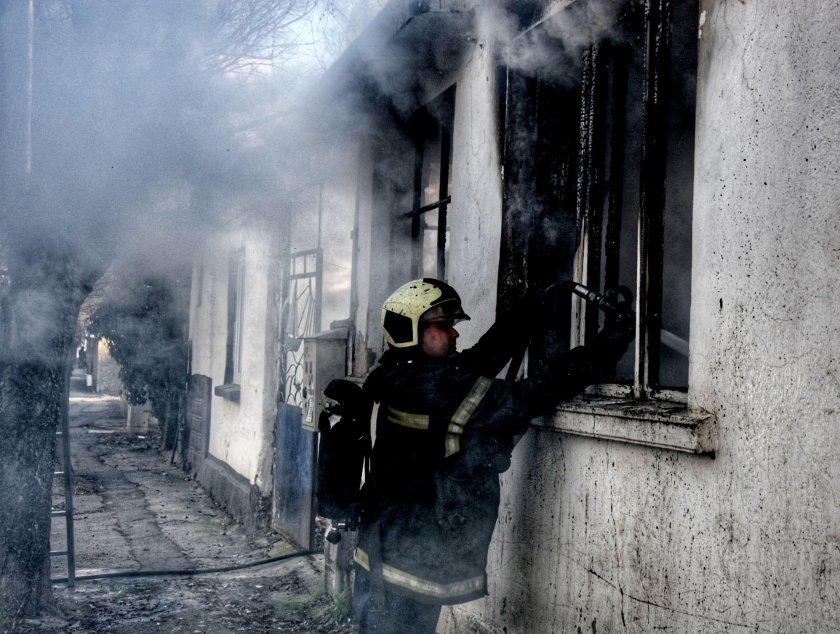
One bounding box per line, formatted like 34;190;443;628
353;567;442;634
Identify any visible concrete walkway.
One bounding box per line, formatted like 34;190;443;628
19;372;354;633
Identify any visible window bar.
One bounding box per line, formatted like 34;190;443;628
636;0;673;398
436;126;452;280
289;248;323;279
497;67;538;317
604;48;630;293
572;55;593;347
314;248;323;333
574;45;608;344
410;140;425;278
402;196;452;218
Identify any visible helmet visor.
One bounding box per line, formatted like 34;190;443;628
420;301;470;326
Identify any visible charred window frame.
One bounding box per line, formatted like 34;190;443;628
404;87;455;280
500;0;697;397
215;249;245;402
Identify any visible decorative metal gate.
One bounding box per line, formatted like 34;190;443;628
281;248;323;407
274;247;322;549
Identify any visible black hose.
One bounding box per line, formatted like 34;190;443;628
51;548;320;584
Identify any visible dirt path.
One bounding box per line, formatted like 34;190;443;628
17;381;354;633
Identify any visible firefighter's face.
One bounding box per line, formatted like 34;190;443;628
420;318;459;359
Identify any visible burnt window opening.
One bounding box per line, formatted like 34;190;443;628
404;86;455;281
500;0;697;396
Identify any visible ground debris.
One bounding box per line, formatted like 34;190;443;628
38;573;357;633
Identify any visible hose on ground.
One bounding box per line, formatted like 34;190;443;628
51;548;321;584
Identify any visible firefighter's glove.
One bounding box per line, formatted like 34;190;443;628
590;286;634;371
322;379;365;418
592;319;634;373
600;286;634;334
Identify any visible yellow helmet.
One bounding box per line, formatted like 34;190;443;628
381;278;470;348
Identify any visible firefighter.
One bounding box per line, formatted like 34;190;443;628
353;278;634;633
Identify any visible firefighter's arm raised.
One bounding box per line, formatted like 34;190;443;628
459;282;579;377
460;301;635;437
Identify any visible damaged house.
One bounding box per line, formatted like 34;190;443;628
184;0;840;631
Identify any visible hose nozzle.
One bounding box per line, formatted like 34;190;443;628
570;283;632;317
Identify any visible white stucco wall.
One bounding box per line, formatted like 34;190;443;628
443;1;840;632
685;0;840;627
348;145;383;375
189;226;281;494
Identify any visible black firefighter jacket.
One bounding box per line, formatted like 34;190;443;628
354;311;628;605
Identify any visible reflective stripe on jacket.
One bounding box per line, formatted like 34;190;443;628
354;546;485;603
358;348;529;605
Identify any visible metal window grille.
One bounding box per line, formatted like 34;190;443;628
405;88;455;281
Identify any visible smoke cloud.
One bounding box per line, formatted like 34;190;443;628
0;0;687;361
488;0;626;85
0;0;351;282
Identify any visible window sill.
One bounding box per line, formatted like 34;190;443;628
214;383;241;403
534;390;716;455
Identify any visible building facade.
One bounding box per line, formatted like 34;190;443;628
186;0;840;631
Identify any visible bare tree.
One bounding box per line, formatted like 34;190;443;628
207;0;317;73
36;0;317;74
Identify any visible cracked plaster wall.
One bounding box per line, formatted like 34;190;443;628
443;1;840;632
